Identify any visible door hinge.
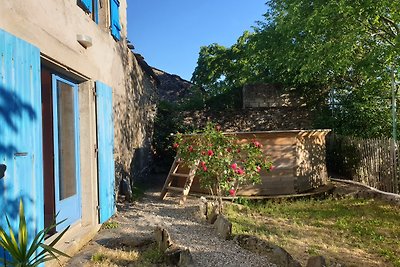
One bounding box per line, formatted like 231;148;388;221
96;205;100;211
94;144;98;156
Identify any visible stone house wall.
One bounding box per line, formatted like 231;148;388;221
0;0;158;261
243;84;306;108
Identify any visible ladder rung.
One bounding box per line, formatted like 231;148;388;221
171;173;189;178
166;186;184;192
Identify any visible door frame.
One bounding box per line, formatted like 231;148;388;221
52;74;81;231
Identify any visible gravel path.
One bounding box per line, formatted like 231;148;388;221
66;190;275;267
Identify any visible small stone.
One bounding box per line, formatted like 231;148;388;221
214;214;232;240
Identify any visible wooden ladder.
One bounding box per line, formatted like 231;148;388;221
160;156;198;204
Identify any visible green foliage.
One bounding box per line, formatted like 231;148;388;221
140;245;164;264
0;200;70;267
174;123;272;210
191;0;400;138
91;252;107;262
131;184;145;201
102;221;119;230
204;86;242;110
152;101;188;170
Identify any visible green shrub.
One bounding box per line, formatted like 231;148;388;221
174;122;273;212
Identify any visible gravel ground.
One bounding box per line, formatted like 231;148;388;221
65;190;275;267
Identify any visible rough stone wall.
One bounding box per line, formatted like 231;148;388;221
152;68;193;102
113;47;158;196
182;107;313;132
243;84;306;108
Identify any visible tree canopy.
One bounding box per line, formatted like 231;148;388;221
191;0;400;137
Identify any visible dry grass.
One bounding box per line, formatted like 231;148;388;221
86;247;140;267
83;243;164;267
225;197;400;267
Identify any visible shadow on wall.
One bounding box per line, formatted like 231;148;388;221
296;131;329;190
0;85;38;261
0;86;36;157
113;42;158;200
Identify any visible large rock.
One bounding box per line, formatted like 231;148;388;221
214;214;232;240
154;226;172;252
207;203;219;224
195;196;208;221
165;246;195;267
235;234;301;267
307;256;327;267
154;226;195;267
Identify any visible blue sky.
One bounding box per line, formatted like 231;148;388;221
127;1;267;81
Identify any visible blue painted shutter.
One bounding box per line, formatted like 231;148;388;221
93;0;99;24
0;29;44;262
80;0;92;13
110;0;121;40
95;81;115;223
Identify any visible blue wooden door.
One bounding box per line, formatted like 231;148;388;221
52;75;81;231
0;29;44;262
96;81;115;223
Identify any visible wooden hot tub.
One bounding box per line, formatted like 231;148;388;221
172;130;331;196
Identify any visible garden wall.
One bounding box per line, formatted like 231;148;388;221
182;107;313;133
242;84;306;109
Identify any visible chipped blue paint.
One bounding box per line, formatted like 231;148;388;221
96;81;115;223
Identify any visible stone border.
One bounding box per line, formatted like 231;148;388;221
154;226;195;267
331;178;400;206
198;198;334;267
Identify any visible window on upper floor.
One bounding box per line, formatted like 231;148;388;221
78;0;99;24
110;0;121;40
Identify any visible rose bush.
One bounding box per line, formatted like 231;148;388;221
173;123;273;212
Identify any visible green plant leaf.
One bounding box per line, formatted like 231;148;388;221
18;200;28;260
0;201;71;266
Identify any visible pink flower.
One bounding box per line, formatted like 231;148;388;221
173;143;179;149
200;161;206;167
229;188;236;196
203;166;207;172
231;163;237;170
236;168;244;175
270;165;276;171
253;141;263;148
208;150;214;157
256;166;261;172
188;145;194;152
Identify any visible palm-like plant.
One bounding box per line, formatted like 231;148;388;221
0;200;70;267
